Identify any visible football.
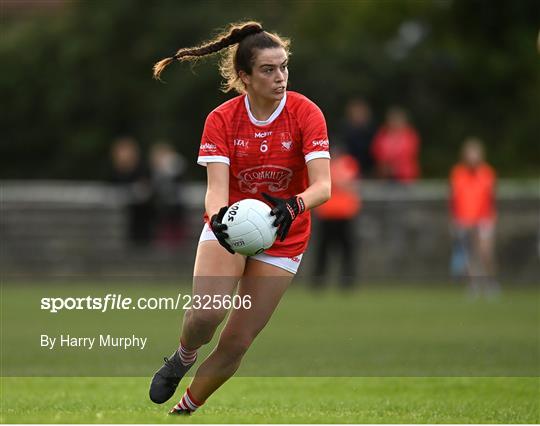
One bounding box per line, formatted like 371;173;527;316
224;199;277;256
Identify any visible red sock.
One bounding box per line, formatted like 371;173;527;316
172;387;203;413
177;340;198;366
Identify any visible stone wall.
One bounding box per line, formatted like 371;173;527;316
1;180;538;283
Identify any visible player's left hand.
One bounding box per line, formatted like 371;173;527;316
262;193;305;242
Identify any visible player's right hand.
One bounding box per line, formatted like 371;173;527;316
210;206;235;254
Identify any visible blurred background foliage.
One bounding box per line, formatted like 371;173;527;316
1;0;539;179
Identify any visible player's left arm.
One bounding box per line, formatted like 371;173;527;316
261;99;331;241
296;100;331;209
297;158;331;209
262;158;331;241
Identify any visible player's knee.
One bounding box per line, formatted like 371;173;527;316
185;308;226;333
217;332;254;361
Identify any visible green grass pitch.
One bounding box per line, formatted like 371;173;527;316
1;377;538;423
1;282;539;423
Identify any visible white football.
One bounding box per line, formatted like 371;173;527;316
224;199;277;256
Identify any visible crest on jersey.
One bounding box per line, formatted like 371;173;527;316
237;165;293;194
281;141;292;151
280;132;293;152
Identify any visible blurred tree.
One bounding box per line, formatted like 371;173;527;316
1;0;539;179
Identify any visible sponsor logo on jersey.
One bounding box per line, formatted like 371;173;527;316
254;131;272;138
312;139;329;148
237;165;293;194
200;142;217;152
233;139;249;148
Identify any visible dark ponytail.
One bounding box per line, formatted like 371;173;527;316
153;21;290;93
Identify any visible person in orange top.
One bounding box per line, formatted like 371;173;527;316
372;106;420;183
313;145;361;289
449;137;499;297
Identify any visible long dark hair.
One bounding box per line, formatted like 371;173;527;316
153;21;290;93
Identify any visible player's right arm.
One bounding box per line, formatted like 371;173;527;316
205;163;229;219
205;162;234;254
198;110;234;253
198;110;231;218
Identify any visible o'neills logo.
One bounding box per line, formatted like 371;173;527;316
200;142;217;152
237;165;293;194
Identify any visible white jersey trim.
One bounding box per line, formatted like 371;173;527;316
197;155;230;167
305;151;331;163
244;93;287;127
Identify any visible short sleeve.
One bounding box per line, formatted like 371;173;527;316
301;102;330;163
197;111;230;167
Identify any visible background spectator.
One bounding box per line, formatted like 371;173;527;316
450;137;499;298
341;98;376;177
372;106;420;183
149;141;186;249
313;145;362;289
109;137;154;246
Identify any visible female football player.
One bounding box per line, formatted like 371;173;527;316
149;21;331;414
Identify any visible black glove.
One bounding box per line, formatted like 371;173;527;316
262;193;306;242
210;206;235;254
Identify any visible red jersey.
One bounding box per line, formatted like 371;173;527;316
372;125;420;182
197;91;330;257
450;163;496;226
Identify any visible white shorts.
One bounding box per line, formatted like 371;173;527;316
198;223;303;274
